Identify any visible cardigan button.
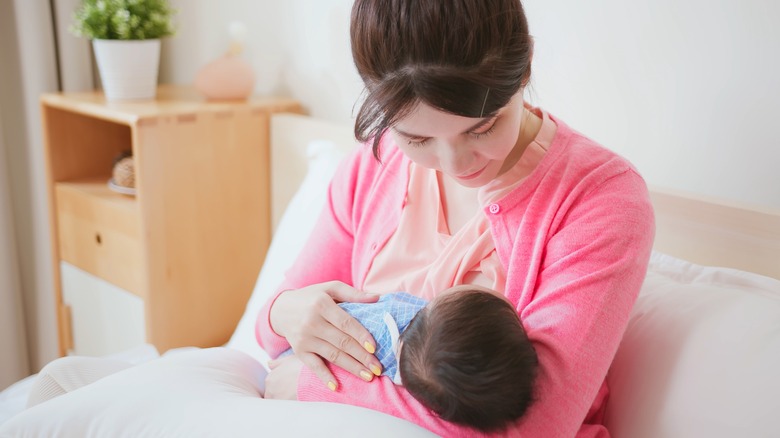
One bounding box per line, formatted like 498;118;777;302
371;243;378;251
489;203;501;214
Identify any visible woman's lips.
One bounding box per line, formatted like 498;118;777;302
457;164;487;180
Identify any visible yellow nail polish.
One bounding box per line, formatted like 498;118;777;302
364;341;376;354
360;370;374;381
370;364;382;376
327;381;337;391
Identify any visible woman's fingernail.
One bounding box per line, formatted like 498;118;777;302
327;381;337;391
363;341;376;354
369;364;382;376
360;370;374;381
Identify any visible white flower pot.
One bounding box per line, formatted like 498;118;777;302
93;39;161;101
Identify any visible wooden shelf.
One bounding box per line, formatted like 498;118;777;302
56;177;138;210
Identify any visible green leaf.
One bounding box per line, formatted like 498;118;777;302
70;0;177;40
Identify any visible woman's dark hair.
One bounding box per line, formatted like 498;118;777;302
350;0;533;158
399;289;539;432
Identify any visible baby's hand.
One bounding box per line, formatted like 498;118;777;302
264;355;305;400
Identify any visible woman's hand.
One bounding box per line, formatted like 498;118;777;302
269;281;382;390
264;355;304;400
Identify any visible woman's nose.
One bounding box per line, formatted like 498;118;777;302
439;142;474;176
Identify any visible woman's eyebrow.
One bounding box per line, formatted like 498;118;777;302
393;114;497;138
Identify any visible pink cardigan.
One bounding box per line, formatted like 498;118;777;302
256;115;655;437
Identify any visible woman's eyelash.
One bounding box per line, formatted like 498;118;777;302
470;116;499;139
407;138;430;147
404;118;497;146
469;125;496;139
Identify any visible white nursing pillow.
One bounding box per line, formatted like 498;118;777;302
0;348;434;437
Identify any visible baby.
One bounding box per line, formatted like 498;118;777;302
281;284;538;432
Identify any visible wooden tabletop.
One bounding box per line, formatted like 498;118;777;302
40;84;302;125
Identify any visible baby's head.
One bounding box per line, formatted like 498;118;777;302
398;285;538;432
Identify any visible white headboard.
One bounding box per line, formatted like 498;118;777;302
270;114;358;231
269;114;780;280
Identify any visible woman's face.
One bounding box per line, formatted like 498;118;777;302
390;91;526;188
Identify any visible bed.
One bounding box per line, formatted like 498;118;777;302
1;114;779;437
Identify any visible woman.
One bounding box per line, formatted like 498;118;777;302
258;0;655;436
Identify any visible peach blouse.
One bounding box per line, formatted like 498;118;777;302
362;108;557;299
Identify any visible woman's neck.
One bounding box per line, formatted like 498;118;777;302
498;106;543;177
438;106;543;234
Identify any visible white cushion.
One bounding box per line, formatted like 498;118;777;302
0;348;434;437
604;251;780;438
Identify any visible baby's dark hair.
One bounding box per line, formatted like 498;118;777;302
398;289;538;432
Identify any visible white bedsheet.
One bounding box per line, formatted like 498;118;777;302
0;343;177;426
0;375;35;427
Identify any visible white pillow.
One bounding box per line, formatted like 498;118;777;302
604;251;780;438
226;140;349;366
0;348;435;437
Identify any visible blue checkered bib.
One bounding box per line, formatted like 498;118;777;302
279;292;427;384
340;292;428;382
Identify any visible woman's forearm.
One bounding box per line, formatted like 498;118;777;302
256;289;292;358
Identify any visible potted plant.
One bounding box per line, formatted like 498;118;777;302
71;0;176;101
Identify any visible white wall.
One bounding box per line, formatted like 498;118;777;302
524;0;780;208
162;0;361;122
162;0;780;209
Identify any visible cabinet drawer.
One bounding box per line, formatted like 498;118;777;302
55;180;144;296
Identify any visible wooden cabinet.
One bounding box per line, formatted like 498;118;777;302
41;85;302;357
